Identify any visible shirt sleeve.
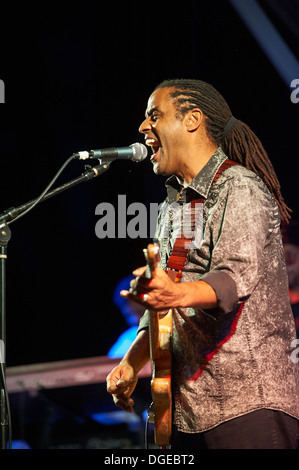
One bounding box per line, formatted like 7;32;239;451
199;170;277;313
200;269;240;313
137;309;150;334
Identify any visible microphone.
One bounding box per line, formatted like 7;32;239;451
73;143;147;162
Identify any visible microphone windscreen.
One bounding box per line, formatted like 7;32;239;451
130;143;148;162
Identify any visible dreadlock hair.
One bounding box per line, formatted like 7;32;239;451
155;79;291;222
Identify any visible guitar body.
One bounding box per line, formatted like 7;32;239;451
144;244;179;447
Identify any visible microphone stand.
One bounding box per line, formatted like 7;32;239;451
0;160;110;448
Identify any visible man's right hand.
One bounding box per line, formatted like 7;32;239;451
106;362;138;413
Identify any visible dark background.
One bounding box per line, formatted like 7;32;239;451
0;0;299;450
0;0;298;368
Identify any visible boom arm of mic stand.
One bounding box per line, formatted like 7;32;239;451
0;161;111;225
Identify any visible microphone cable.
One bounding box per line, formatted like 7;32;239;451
7;154;76;225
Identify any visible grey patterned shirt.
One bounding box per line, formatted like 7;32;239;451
138;148;299;433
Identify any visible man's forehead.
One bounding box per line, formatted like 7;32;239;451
145;88;172;116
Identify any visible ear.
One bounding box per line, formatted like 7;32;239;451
184;108;204;132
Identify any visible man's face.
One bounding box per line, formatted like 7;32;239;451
139;87;187;177
284;243;299;289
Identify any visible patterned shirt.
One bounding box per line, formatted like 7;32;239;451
138;147;299;433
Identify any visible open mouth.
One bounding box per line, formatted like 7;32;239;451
145;138;162;161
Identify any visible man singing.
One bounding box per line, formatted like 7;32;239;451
106;79;299;449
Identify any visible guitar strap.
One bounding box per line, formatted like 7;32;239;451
166;159;240;274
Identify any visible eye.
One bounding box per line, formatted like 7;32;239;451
151;113;159;122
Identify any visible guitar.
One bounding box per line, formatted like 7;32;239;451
143;243;180;447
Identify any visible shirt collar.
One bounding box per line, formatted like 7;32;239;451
165;147;228;202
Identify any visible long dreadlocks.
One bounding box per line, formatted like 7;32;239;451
155;79;291;222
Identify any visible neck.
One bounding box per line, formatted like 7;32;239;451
176;142;218;183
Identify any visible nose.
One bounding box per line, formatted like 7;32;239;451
139;117;151;134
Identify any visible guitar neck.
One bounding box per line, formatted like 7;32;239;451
143;244;160;279
144;242;173;447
